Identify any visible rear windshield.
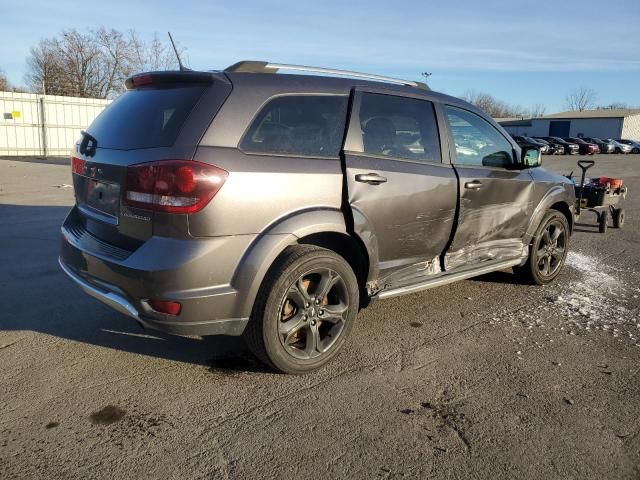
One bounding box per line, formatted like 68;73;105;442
86;86;206;150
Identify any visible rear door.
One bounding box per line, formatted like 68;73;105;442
343;90;458;290
441;105;534;270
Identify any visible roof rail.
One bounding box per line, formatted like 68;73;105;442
225;61;428;90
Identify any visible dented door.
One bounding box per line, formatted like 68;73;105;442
442;105;534;270
343;90;458;290
446;166;534;270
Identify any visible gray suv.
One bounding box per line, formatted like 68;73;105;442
59;61;576;373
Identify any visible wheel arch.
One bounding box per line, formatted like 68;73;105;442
231;208;373;319
524;186;575;244
549;201;574;234
297;231;370;306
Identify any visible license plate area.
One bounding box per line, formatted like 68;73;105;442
77;177;120;223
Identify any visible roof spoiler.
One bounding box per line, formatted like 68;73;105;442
124;71;219;89
225;61;429;90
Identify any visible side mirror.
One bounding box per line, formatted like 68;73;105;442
521;146;541;168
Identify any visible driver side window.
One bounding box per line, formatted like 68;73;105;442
444;106;513;168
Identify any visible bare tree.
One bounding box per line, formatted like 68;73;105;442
527;103;547;118
463;90;529;118
1;68;28;92
25;28;181;98
564;87;597;112
26;30;102;97
130;32;180;72
0;70;9;91
25;40;61;94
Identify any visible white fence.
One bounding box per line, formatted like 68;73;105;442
0;91;111;156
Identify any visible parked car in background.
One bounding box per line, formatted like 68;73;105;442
533;137;565;155
532;138;561;155
564;137;599;155
604;139;632;154
535;137;579;155
58;62;576;373
512;135;550;154
616;139;640;153
582;137;615;154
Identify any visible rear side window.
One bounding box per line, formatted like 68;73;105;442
240;95;348;157
86;86;206;150
356;93;441;163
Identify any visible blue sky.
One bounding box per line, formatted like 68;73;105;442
2;0;639;112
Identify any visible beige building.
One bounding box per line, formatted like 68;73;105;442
498;109;640;140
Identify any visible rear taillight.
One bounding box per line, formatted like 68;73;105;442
71;156;86;175
125;160;228;214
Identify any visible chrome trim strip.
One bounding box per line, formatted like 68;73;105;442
58;257;140;320
268;63;421;87
377;258;523;300
225;60;427;89
78;204;119;226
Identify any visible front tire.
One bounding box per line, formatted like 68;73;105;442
244;245;359;374
515;210;570;285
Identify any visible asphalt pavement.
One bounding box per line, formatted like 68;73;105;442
1;154;639;479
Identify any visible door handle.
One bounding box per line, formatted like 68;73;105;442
464;180;484;190
355;173;387;185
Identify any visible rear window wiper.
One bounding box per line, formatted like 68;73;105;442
79;131;98;157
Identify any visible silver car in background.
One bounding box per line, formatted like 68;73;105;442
616;139;640;153
604;139;633;154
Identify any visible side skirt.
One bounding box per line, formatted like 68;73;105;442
375;257;523;300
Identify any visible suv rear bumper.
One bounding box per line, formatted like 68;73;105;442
59;210;254;336
58;258;247;336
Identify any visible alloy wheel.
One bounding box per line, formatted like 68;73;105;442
536;220;566;278
278;268;349;360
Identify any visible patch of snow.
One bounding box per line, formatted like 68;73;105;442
489;250;639;345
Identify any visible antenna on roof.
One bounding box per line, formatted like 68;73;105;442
168;32;189;71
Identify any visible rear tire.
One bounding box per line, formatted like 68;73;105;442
243;245;359;374
612;208;625;228
514;210;570;285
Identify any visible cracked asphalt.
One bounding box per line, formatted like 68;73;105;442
1;155;639;479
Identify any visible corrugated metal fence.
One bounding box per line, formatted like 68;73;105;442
0;91;110;156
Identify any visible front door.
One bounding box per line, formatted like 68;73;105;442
442;105;535;270
342;90;458;290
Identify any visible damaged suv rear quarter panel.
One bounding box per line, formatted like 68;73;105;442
189;74;354;319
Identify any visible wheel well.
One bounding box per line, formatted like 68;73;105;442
550;201;573;233
297;232;370;302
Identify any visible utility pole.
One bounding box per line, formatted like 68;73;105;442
40;79;47;157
